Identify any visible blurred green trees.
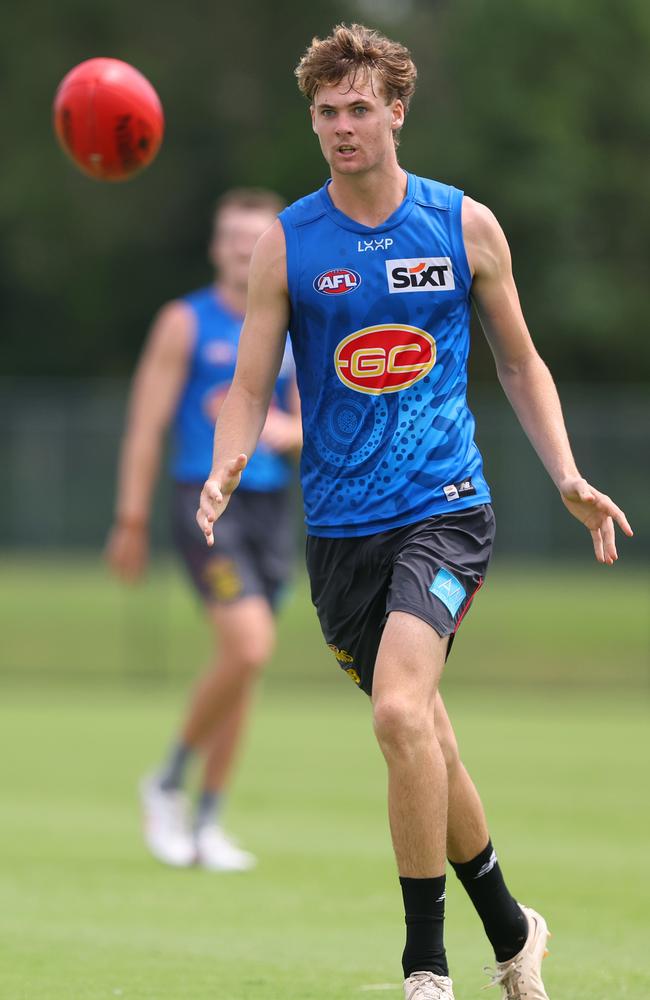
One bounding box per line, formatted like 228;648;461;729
3;0;648;379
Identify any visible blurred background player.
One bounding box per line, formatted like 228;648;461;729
106;188;301;870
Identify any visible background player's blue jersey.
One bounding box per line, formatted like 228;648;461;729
171;287;295;491
280;173;491;537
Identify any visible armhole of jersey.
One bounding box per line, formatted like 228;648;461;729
279;215;299;319
449;188;473;294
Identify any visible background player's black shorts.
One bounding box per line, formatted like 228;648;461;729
306;504;495;696
172;483;295;612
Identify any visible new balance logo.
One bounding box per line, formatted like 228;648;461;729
443;477;476;502
474;850;498;880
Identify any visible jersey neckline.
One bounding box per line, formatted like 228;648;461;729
319;170;416;234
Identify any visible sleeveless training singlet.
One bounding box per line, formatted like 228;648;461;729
279;172;491;537
171;286;294;491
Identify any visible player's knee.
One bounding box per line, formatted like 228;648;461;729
372;695;432;757
236;621;276;675
236;636;274;677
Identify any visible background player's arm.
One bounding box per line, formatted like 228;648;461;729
463;197;632;564
106;302;193;581
259;376;302;455
197;221;291;544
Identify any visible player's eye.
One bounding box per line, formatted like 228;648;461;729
353;106;368;115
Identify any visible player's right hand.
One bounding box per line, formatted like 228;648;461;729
105;522;149;583
196;454;248;546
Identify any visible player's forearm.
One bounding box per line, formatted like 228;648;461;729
210;381;270;476
114;426;163;525
497;354;581;489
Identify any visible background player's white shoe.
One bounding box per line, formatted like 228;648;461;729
404;971;454;999
139;776;195;867
484;905;551;999
195;824;257;872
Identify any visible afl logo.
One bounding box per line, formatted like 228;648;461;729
313;268;361;295
334;324;436;395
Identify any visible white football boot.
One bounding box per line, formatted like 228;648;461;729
139;776;195;867
195;824;257;872
404;971;455;1000
484;905;551;999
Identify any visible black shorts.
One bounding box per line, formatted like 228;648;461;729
172;483;295;611
306;504;495;695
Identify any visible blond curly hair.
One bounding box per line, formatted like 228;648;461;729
295;23;417;146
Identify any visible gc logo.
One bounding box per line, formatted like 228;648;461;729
334;324;436;395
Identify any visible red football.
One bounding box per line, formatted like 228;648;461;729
53;58;164;181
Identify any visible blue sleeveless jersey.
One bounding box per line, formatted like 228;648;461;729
279;172;490;537
171;287;295;491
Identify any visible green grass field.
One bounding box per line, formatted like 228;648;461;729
1;556;648;999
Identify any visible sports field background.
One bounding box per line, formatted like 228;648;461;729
1;556;648;689
2;1;648;994
1;556;648;998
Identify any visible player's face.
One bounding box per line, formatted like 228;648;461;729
310;73;404;177
210;207;276;289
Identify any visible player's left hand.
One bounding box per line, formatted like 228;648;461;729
559;477;633;564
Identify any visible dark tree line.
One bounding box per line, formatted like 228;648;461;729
3;0;648;380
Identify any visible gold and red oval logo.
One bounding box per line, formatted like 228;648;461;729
334;324;436;395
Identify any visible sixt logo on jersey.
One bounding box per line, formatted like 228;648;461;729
386;256;455;293
334;324;436;395
313;268;361;295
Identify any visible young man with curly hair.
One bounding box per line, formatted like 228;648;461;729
196;24;632;1000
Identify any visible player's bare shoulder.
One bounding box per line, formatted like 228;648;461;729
248;219;288;298
240;220;290;344
145;298;196;364
461;196;511;281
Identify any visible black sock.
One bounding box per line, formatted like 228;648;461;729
450;840;528;962
195;789;222;829
399;875;449;978
158;741;193;791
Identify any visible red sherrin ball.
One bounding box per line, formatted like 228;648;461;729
53;58;164;181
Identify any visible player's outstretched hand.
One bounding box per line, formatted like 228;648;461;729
559;477;633;565
196;454;248;546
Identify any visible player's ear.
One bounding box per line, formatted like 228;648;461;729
310;104;317;133
391;100;405;131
